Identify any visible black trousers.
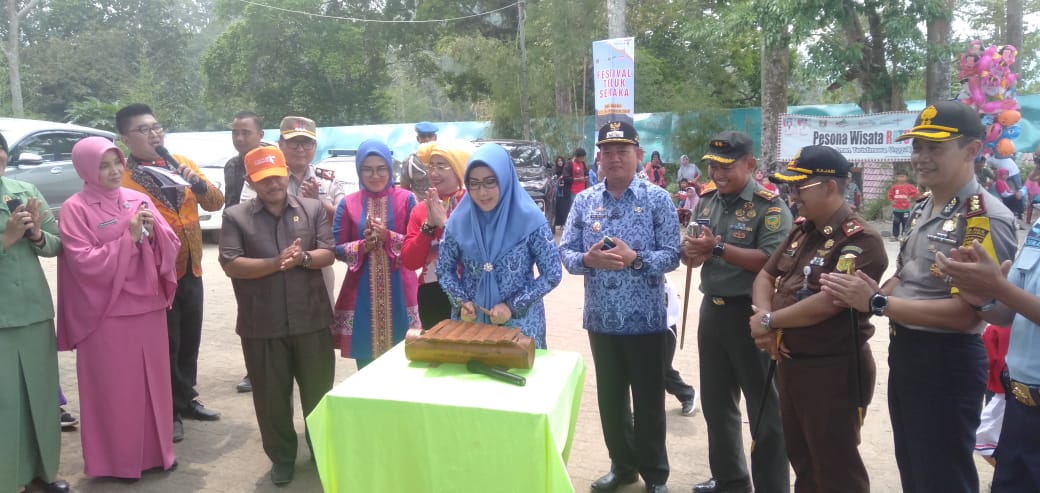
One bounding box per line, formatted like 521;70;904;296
168;272;203;414
241;329;334;464
697;296;789;492
665;325;695;403
588;331;670;485
888;324;986;493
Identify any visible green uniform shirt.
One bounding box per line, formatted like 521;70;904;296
0;177;62;329
695;179;792;297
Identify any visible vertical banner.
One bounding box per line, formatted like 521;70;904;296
593;37;635;128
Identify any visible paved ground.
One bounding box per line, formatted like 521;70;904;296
43;220;999;492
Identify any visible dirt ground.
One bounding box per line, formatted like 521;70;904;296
43;222;998;492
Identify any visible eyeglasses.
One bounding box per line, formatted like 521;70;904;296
783;180;825;195
285;140;317;151
360;166;390;177
427;163;454;172
132;124;164;136
467;177;499;190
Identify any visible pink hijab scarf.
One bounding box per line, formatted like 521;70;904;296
56;137;179;350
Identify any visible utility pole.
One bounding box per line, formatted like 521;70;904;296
607;0;625;38
518;0;531;140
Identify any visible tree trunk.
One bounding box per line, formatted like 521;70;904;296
1007;0;1023;69
925;0;953;104
760;30;789;171
3;0;42;118
607;0;625;38
5;0;23;117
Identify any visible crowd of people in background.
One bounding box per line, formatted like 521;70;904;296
6;100;1040;493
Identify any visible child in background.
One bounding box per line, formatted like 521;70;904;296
886;171;918;241
975;324;1011;466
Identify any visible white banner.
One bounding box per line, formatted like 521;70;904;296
593;37;635;128
778;112;918;162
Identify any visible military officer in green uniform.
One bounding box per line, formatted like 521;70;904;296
682;131;792;493
821;101;1018;493
0;130;69;493
750;145;888;493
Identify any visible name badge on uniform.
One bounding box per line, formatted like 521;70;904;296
810;256;826;267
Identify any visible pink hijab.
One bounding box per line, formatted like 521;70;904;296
56;137;180;350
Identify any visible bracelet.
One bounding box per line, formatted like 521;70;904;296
420;222;438;237
31;234;45;247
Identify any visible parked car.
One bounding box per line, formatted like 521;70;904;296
315;148;360;193
0;117;115;214
472;139;557;229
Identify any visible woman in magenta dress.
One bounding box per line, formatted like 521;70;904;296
332;139;419;368
56;136;180;479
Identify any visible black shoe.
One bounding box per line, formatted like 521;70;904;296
646;484;668;493
30;479;70;493
692;478;752;493
181;400;221;421
172;418;184;443
270;462;294;486
60;408;78;430
236;376;252;393
680;394;697;416
591;471;638;492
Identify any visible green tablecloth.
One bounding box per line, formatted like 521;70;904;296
306;343;586;493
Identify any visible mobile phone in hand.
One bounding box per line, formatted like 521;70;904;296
601;236;617;250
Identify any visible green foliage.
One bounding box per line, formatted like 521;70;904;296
202;0;389;126
65;97;122;132
861;196;889;221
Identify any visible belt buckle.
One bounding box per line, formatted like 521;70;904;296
712;297;725;306
1011;381;1039;407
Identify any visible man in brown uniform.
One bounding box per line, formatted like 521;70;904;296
219;147;336;486
749;145;888;492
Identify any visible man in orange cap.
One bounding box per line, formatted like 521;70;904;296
218;147;336;486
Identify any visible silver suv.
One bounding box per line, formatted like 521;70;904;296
1;117;115;213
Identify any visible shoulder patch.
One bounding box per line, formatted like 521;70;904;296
965;193;986;218
842;218;864;237
794;216;807;225
755;189;778;201
916;191;932;203
699;181;717;196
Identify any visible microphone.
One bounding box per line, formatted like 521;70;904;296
466;359;526;386
5;198;34;239
155;145;208;195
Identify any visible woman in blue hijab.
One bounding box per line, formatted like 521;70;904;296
437;143;562;348
332;139;419;368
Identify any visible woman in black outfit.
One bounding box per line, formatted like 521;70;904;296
554;155;570;228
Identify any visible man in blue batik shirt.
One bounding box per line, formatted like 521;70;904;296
559;121;680;493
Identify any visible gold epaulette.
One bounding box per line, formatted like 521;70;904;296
965;193;987;218
755;189;779;201
699;181;717;196
842;218;865;237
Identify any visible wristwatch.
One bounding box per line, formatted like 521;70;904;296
301;251;312;268
420;222;438;237
760;312;773;330
869;292;888;316
712;241;726;258
631;252;644;270
971;299;997;312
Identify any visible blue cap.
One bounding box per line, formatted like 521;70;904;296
415;122;438;135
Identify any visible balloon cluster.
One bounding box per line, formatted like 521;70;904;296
958;41;1021;157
